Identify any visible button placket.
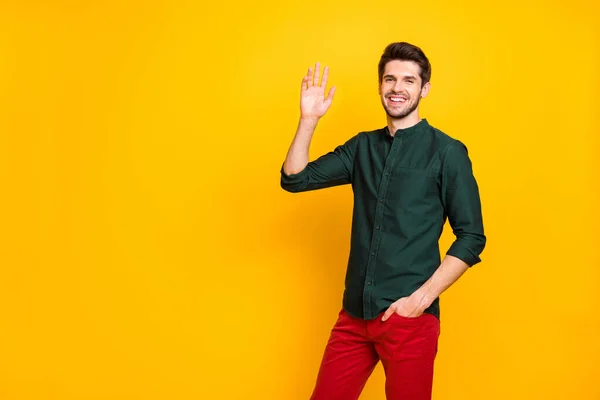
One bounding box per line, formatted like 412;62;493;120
362;133;404;319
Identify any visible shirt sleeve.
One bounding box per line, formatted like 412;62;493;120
280;133;360;193
441;140;487;266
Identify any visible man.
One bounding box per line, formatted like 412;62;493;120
280;42;486;400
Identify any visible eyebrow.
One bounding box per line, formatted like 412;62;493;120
383;74;418;81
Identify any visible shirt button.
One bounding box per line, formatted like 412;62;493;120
367;281;372;285
379;199;384;203
371;251;375;256
376;226;380;230
384;172;390;176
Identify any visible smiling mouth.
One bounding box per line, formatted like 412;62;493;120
388;96;407;105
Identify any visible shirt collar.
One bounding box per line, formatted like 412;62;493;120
384;118;429;139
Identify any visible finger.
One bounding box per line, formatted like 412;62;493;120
324;86;335;108
307;67;313;87
326;86;336;102
395;304;408;317
381;306;395;321
313;62;321;87
320;65;329;88
301;76;308;91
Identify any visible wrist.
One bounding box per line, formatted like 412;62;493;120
299;115;320;125
412;287;436;310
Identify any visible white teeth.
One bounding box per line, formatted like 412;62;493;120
390;97;406;102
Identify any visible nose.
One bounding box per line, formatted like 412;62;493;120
393;80;404;93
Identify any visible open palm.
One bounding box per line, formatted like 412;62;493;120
300;62;336;119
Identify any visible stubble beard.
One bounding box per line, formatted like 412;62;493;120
381;91;422;119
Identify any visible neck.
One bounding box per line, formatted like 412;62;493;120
387;110;422;136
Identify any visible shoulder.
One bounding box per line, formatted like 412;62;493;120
427;123;468;157
428;124;462;147
360;127;386;139
346;127;386;148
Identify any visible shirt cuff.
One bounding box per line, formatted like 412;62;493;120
446;242;482;267
280;162;309;191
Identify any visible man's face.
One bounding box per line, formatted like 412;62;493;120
379;60;430;119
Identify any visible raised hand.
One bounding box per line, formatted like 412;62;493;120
300;62;336;120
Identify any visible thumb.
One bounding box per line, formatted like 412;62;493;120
325;86;336;104
381;305;395;322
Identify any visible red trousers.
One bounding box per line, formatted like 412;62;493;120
310;309;440;400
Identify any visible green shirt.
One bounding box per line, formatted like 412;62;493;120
280;118;486;320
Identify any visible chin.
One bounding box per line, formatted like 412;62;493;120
385;108;409;119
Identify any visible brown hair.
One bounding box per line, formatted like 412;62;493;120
378;42;431;87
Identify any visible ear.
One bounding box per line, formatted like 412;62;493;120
420;81;431;98
378;81;382;95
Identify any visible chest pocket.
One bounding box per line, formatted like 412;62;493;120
387;167;440;209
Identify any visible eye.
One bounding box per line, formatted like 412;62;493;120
385;78;393;82
407;80;414;84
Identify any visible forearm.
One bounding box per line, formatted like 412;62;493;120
283;117;319;175
411;254;470;309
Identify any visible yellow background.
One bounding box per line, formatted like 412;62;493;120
0;0;598;399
